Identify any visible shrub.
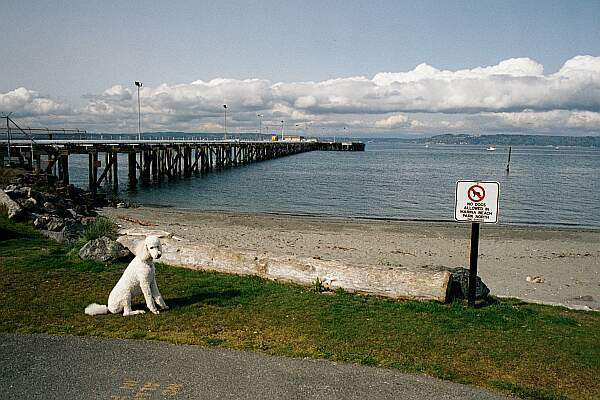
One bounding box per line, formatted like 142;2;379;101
82;216;117;242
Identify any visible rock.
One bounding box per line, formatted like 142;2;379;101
0;190;27;221
21;197;39;211
526;275;544;283
33;216;50;229
74;205;87;215
79;236;132;262
53;208;74;219
43;201;57;211
62;221;85;242
4;186;30;199
46;217;66;232
27;188;45;204
448;267;490;300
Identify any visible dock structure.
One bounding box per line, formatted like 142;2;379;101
1;139;319;191
1;119;365;193
0;115;365;193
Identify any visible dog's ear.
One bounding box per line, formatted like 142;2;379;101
135;239;152;262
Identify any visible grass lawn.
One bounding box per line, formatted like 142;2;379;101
1;215;598;400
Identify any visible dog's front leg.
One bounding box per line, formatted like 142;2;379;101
140;280;160;314
123;298;145;316
151;279;169;310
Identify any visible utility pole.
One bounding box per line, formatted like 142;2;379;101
257;113;263;141
6;115;11;166
135;81;142;140
223;104;228;140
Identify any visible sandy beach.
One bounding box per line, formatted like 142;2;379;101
101;206;600;311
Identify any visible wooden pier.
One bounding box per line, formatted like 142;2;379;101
1;116;365;192
2;136;365;193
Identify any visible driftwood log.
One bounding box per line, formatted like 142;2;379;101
117;230;452;302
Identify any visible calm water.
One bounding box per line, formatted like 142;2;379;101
67;142;600;228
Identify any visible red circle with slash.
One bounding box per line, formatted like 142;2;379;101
468;184;486;202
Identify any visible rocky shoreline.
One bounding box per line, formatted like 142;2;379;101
0;170;131;243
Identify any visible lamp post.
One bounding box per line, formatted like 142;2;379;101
134;81;142;141
223;104;227;140
280;120;284;141
256;114;263;141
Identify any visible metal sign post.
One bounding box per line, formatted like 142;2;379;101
455;181;500;307
468;222;480;307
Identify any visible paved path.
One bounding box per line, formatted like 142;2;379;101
0;333;512;400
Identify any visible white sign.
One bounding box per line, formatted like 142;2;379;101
455;181;499;223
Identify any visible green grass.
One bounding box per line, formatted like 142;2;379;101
1;216;598;400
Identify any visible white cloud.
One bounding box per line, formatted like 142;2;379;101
0;87;71;117
375;114;409;129
2;55;600;134
489;110;600;132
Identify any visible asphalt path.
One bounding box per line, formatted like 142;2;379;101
0;333;513;400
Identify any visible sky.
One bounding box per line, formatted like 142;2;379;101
1;0;600;136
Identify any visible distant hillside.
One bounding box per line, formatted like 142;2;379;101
420;134;600;147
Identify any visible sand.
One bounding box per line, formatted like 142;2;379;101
101;206;600;311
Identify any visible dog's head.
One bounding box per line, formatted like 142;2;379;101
137;235;162;262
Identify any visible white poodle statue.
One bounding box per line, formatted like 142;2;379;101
85;235;169;316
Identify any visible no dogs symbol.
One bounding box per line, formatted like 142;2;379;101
467;184;485;202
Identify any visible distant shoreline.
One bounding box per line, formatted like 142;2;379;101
405;133;600;147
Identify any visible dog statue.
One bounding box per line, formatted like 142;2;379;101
85;235;169;316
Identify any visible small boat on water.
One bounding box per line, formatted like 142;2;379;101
486;146;496;151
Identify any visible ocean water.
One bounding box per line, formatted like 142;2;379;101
67;141;600;228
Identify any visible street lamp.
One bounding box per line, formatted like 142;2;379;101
280;120;284;141
257;113;263;141
134;81;142;140
223;104;227;140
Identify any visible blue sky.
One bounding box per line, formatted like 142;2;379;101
2;0;600;135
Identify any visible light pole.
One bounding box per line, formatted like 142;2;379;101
134;81;142;140
257;114;263;141
280;120;284;141
223;104;227;140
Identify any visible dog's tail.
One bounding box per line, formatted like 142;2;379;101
84;303;109;316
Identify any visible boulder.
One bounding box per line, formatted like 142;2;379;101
27;188;45;205
62;221;85;242
46;217;66;232
4;185;30;199
0;190;27;221
21;197;39;211
43;201;57;212
448;267;490;300
79;236;132;262
33;216;50;229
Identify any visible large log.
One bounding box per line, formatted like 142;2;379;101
117;231;452;302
